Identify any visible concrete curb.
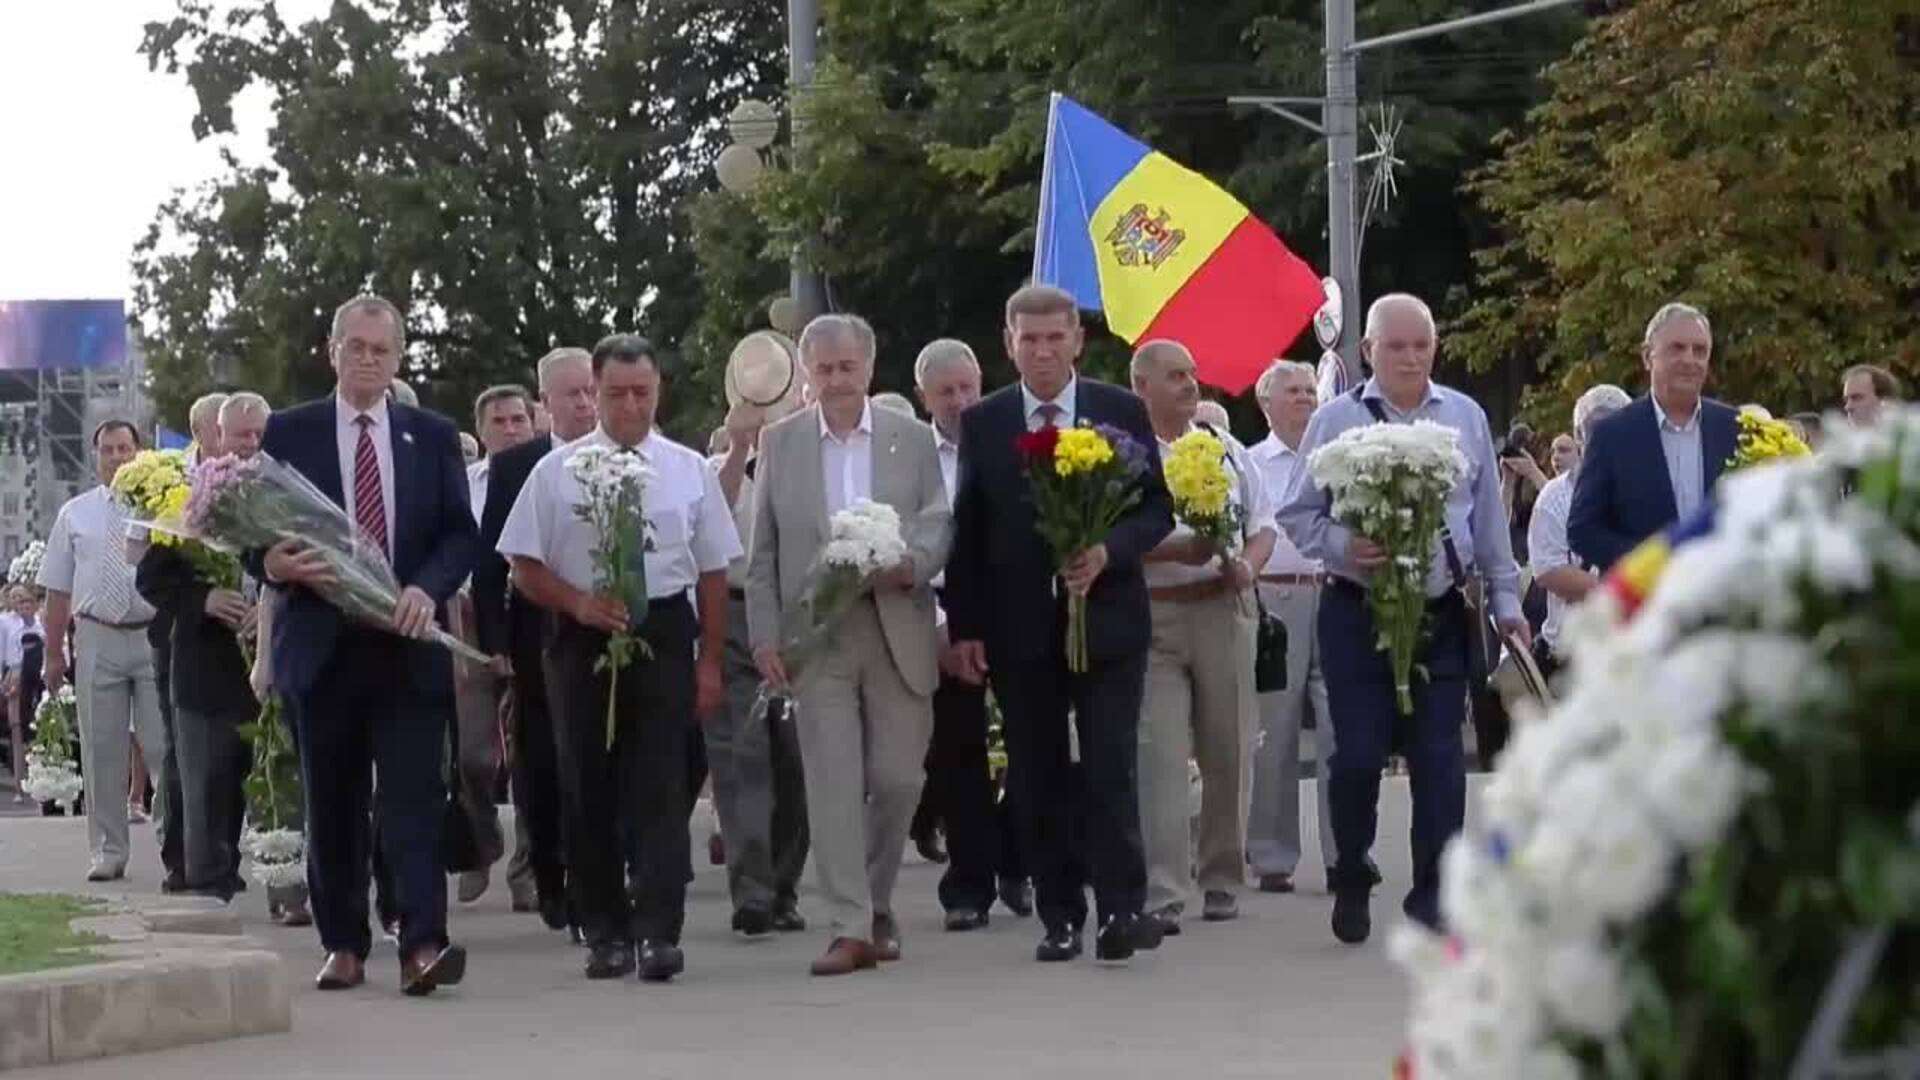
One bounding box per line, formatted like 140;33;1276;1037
0;900;289;1071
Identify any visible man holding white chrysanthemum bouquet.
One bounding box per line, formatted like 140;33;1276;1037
499;334;740;984
1278;293;1527;946
746;314;952;977
1129;341;1277;932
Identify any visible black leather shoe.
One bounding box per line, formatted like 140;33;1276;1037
997;876;1034;918
1035;927;1082;962
1331;889;1372;945
944;908;989;932
1094;917;1137;964
732;908;773;940
1151;905;1182;937
638;941;684;983
1131;913;1166;952
1403;892;1443;934
585;942;635;979
538;890;569;932
770;906;807;933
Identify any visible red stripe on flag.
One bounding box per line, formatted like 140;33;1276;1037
1136;217;1323;396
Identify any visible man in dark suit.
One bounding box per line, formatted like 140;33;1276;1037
252;294;479;997
945;284;1175;965
1569;302;1740;573
473;346;598;929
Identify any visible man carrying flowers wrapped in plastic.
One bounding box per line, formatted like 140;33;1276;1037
1277;293;1528;946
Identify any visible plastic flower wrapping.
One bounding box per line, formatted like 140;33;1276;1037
1163;429;1244;555
7;540;46;587
1307;420;1469;714
1395;410;1920;1079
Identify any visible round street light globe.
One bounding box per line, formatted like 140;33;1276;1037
715;144;766;194
728;100;780;150
768;296;800;335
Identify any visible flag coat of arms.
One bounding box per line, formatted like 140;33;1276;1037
1033;94;1323;395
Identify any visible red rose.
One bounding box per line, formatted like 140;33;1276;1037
1015;426;1059;466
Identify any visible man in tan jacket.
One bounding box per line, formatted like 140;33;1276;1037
747;314;952;976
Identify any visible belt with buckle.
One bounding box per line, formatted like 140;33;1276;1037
76;613;151;631
1258;573;1324;588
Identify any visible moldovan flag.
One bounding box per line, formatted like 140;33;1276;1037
1032;94;1323;395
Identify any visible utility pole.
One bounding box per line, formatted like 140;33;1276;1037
788;0;827;325
1237;0;1582;387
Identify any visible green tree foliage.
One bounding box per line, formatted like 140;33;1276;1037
1452;0;1920;431
134;0;786;437
694;0;1578;418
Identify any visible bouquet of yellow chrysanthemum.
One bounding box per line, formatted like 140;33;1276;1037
1163;429;1244;558
111;449;241;588
1727;412;1811;472
1015;422;1150;671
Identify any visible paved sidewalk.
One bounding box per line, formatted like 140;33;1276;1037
0;779;1459;1079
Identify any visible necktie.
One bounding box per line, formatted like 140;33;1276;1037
1034;402;1063;431
353;415;390;559
618;447;649;629
95;497;136;621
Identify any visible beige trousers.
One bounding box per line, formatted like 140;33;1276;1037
1139;589;1256;912
792;598;934;938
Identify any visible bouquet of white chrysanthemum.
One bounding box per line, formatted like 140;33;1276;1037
241;828;307;889
778;499;907;680
565;443;656;749
7;540;46;587
22;685;83;811
1394;410;1920;1080
1308;420;1468;714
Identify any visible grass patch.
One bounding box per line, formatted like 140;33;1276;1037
0;893;109;976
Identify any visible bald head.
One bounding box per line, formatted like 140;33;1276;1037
1130;339;1200;432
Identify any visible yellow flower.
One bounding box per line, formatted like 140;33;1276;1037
1165;430;1232;519
1730;413;1811;471
1053;428;1116;477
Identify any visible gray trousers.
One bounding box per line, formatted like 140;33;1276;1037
705;594;808;914
451;593;505;868
1247;582;1337;879
792;599;933;936
73;620;169;869
174;703;252;890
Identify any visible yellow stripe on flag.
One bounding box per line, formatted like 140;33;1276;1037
1087;152;1249;341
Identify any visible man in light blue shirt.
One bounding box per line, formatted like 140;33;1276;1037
1277;292;1528;945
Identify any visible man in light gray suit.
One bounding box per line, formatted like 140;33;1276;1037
747;314;952;977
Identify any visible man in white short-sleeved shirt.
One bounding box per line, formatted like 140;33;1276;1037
498;334;739;984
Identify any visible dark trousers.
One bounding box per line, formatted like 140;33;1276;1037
993;652;1148;933
545;598;695;949
506;603;565;902
174;703;253;892
924;677;1017;913
1319;582;1469;916
152;646;185;883
284;631;451;959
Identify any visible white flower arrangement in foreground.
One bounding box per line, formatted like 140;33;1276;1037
22;685;83;811
7;539;46;587
1308;419;1469;713
1394;415;1920;1078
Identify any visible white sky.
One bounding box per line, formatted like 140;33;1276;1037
0;1;325;302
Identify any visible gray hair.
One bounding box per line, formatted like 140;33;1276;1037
1129;339;1193;382
218;392;270;426
1572;383;1632;445
1643;302;1710;346
536;346;592;391
1255;359;1316;401
1363;293;1436;340
799;314;877;366
1194;400;1230;430
870;391;917;418
188;392;229;433
330;293;406;349
388;379;419;407
912;338;979;389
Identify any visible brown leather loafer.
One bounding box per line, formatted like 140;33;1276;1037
1256;873;1295;894
809;937;879;976
872;914;902;962
400;943;468;997
315;951;365;991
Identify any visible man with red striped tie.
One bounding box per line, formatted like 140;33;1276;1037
251;295;479;996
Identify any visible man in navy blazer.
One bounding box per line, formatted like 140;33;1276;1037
946;284;1175;965
1569;302;1740;573
253;295;479;997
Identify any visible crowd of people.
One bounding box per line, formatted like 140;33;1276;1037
1;284;1903;996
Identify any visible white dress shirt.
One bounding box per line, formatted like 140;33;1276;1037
819;401;875;517
1247;432;1323;577
709;454;757;591
1020;375;1078;431
497;427;743;599
37;486;156;624
1527;471;1586;654
0;611;21;674
929;425;961;597
335;394;398;560
466;458;490;524
1145;424;1274;588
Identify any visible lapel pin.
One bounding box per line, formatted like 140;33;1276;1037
402;431;415;445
